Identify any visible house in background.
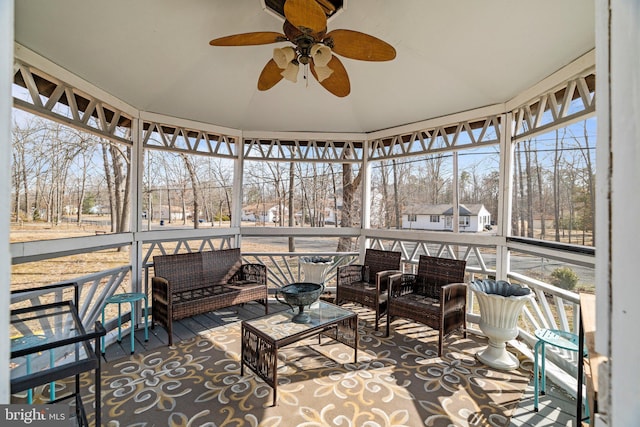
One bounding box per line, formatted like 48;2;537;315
402;204;491;232
242;204;288;224
87;205;110;215
322;206;338;225
301;206;338;226
151;205;184;222
240;208;257;222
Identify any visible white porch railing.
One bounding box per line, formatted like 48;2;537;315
242;252;358;289
12;229;593;402
10;266;131;367
10;266;130;330
506;271;583;398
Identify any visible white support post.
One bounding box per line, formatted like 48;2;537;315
360;139;372;258
453;151;459;234
596;0;640;425
131;116;144;294
496;113;513;280
232;134;244;247
594;0;611;366
0;0;14;404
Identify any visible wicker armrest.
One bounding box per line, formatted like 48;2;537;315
376;269;403;293
235;263;267;285
337;264;366;286
377;269;403;279
441;282;468;311
387;272;403;298
152;276;171;304
389;273;417;298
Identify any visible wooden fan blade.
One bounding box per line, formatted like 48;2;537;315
325;29;396;61
209;32;286;46
258;59;285;91
284;0;327;34
311;55;350;97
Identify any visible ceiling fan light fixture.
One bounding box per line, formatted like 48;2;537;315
210;0;394;97
273;46;296;69
314;64;334;82
310;44;332;67
280;62;300;83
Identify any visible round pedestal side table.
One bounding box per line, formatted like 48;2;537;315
101;292;149;354
533;328;587;416
11;335;55;403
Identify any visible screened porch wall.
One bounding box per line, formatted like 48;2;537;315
10;44;596;399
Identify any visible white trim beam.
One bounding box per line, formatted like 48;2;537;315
0;0;13;405
243;137;365;162
142;120;238;158
13;63;133;144
370;115;502;161
512;73;596;140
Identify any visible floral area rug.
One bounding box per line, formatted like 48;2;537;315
21;307;532;427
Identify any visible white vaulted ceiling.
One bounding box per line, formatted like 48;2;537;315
14;0;595;133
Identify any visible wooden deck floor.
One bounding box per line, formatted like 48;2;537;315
511;375;583;426
102;301;582;427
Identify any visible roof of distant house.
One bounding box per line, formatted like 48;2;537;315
405;204;487;216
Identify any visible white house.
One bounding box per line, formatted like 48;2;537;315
302;206;338;225
241;204;277;223
151;205;184;221
254;205;288;224
240;209;257;222
323;207;337;225
402;204;491;232
88;205;110;215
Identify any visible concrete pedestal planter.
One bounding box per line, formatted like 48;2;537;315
471;279;533;370
300;256;333;285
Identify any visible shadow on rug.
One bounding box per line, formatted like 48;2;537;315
21;307;533;427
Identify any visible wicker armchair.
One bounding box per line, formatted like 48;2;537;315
386;255;467;356
336;248;402;330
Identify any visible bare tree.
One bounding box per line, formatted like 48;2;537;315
73;144;92;225
11;117;46;221
553;129;566;241
329;163;339;228
180;153;200;228
209;158;234;226
524;140;534;238
572;121;595;244
337;148;362;252
514;144;525;236
266;162;286;226
100;138;131;233
481;171;500;221
288;161;295;251
379;160;391;227
423;154;447;204
392;159;403;229
534;149;546;239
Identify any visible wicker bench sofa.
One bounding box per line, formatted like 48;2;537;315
152;248;268;345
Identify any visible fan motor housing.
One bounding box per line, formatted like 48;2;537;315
262;0;345;22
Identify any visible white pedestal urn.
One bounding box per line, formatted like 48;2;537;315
471;279;533;370
300;256;333;285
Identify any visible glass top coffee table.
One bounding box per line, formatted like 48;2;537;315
10;300;105;426
241;300;358;406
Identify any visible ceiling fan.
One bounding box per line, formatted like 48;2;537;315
209;0;396;97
